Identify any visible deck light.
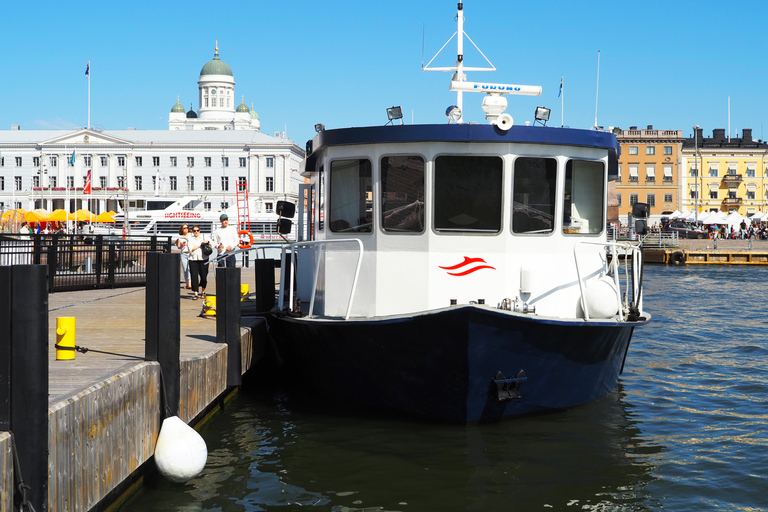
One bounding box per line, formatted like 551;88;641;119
445;105;462;123
314;123;325;133
534;107;550;126
386;106;403;125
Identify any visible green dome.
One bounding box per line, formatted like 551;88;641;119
200;43;233;76
171;99;185;113
250;108;259;120
236;100;249;113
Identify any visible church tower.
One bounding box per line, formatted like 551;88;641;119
197;41;235;121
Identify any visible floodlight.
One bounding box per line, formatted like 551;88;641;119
314;123;325;133
386;106;403;125
445;105;462;123
535;107;550;122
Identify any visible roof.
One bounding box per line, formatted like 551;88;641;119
200;45;233;77
0;129;296;147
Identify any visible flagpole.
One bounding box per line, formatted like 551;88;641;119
87;60;91;130
561;75;564;127
594;50;600;129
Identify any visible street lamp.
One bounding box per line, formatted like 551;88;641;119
187;161;192;194
221;154;227;211
694;125;699;223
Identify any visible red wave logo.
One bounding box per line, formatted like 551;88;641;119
439;256;496;276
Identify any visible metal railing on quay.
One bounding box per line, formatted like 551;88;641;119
0;233;172;292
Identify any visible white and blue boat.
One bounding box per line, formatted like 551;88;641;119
266;2;649;422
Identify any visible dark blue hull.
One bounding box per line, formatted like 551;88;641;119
267;306;646;423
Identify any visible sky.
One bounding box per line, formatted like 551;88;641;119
2;0;768;146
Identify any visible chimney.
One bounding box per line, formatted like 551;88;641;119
630;126;638;130
647;125;653;130
695;127;703;140
713;128;726;141
742;128;752;141
11;124;20;130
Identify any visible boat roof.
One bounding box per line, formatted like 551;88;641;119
305;124;619;171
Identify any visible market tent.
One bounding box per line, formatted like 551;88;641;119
1;208;27;221
74;209;97;222
96;211;117;223
47;209;74;222
668;210;682;219
24;209;50;223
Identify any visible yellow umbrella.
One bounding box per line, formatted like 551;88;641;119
24;209;50;223
96;211;117;223
47;209;73;222
74;209;96;222
1;208;27;221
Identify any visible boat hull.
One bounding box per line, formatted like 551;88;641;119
267;306;646;423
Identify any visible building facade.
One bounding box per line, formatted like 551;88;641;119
0;44;302;217
615;126;683;222
680;128;768;217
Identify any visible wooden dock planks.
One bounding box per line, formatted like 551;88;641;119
0;432;11;512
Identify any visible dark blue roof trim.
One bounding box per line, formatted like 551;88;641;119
305;124;618;170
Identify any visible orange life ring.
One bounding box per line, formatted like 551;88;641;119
238;230;254;249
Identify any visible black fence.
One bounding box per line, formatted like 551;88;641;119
0;234;172;292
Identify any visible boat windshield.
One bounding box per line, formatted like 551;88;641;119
434;155;503;233
512;157;557;234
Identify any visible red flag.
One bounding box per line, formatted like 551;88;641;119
84;169;92;195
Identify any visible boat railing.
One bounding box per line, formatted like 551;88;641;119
573;240;642;321
277;239;365;320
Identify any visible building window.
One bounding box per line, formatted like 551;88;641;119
51;156;58;166
728;190;737;199
646;194;655;207
221;201;229;209
628;146;638;155
152;176;156;190
747;168;756;177
629;165;639;182
204;202;211;211
204;176;211;191
617;194;621;207
33;176;40;187
239;157;246;168
709;168;718;177
170;176;177;191
84;156;92;166
646;146;655;155
205;157;211;167
15;176;22;191
664;194;673;203
663;146;673;155
629;194;638;206
205;98;208;107
135;176;143;191
709;190;718;199
187;176;194;191
187;157;194;167
33;157;40;166
266;157;274;168
0;177;3;190
221;176;229;191
222;157;229;167
100;177;107;188
747;190;756;200
100;156;108;166
645;165;655;182
663;165;673;182
265;176;274;191
690;190;698;199
15;157;22;166
690;168;698;177
50;177;57;188
67;177;74;188
153;156;160;166
170;157;177;167
135;157;142;167
117;176;125;188
237;176;247;191
117;156;125;167
0;157;4;166
265;202;273;213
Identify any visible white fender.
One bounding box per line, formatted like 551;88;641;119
497;113;514;131
584;277;620;319
154;416;208;483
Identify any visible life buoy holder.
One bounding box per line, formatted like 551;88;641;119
669;251;686;265
238;230;254;249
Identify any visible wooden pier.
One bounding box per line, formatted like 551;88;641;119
643;239;768;265
1;264;269;512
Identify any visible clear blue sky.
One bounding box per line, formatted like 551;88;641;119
3;1;768;146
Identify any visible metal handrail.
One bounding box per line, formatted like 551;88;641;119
278;239;365;320
573;240;640;321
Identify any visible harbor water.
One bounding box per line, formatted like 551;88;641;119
118;265;768;511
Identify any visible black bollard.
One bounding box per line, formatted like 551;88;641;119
0;265;48;511
253;259;276;312
145;252;181;416
216;267;242;387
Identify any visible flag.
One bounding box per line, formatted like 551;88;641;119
558;76;563;97
69;150;75;166
84;169;92;195
85;62;90;79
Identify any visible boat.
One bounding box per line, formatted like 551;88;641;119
264;2;650;423
92;195;295;242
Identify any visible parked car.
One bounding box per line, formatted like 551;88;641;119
662;220;707;239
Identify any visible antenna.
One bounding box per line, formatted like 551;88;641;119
421;23;425;69
594;50;600;129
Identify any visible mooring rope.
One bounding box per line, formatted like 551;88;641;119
53;343;144;360
10;432;38;512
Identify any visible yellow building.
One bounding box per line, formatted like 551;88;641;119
681;128;768;217
615;126;683;222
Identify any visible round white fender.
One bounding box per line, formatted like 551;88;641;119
154;416;208;483
584;277;620;319
497;113;514;131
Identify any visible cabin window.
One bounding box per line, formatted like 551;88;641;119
381;155;425;233
434;156;502;233
512;157;557;234
329;159;372;233
563;160;604;235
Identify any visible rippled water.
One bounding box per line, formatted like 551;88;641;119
119;265;768;511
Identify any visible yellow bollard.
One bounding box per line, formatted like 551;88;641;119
56;317;76;360
240;284;249;302
202;295;216;316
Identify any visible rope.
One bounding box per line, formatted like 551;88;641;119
10;432;38;512
53;343;144;360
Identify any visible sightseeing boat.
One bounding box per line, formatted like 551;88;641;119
265;3;650;422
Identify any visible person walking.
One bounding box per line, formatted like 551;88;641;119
212;214;239;268
187;225;210;300
175;224;192;289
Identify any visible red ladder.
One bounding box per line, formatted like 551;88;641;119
236;179;253;248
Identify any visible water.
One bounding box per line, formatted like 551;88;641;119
119;266;768;511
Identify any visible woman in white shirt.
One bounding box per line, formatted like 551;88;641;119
175;224;192;289
186;225;210;299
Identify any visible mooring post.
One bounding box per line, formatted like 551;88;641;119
145;252;181;416
0;265;49;512
253;258;275;312
216;266;242;387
